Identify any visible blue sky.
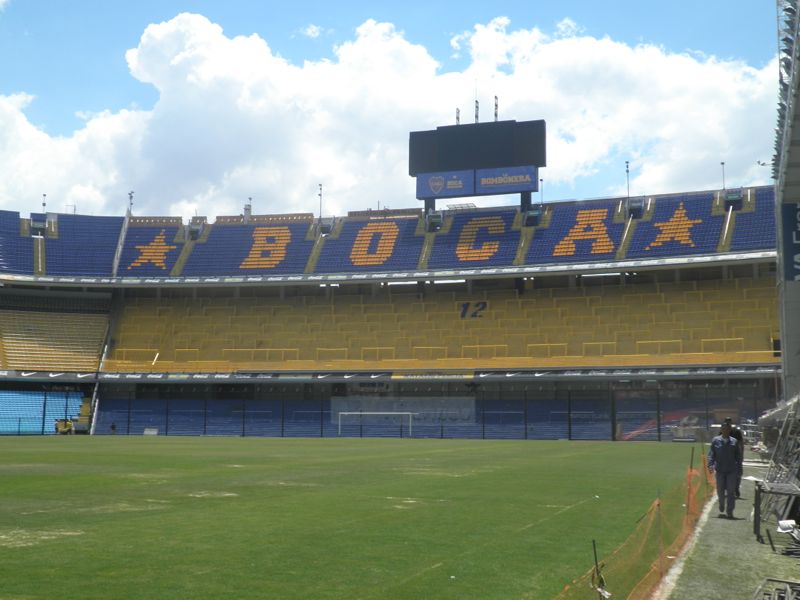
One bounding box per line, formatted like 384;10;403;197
0;1;780;218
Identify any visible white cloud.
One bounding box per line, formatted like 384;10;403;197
554;18;582;39
0;13;776;221
302;24;322;39
0;0;10;12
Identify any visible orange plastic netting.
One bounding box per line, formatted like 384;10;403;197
555;448;714;600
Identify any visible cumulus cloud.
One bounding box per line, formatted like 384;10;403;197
554;18;582;39
301;24;322;39
0;13;776;220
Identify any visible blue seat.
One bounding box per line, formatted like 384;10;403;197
119;226;183;276
46;214;124;276
729;187;776;251
626;192;722;258
315;217;424;273
182;222;315;276
0;210;34;275
0;390;82;435
428;208;519;269
526;199;624;265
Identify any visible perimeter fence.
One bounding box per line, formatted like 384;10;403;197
556;446;714;599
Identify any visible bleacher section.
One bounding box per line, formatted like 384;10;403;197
0;310;109;371
118;224;183;275
0;389;83;435
181;221;315;276
627;192;723;258
45;214;124;276
428;208;519;268
0;187;777;279
526;199;625;264
0;293;110;372
0;210;34;275
729;187;777;252
104;274;778;373
314;217;423;273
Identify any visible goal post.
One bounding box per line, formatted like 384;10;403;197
337;412;417;437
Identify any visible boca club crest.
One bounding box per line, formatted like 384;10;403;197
428;176;445;194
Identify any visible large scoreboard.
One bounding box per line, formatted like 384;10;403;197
409;119;546;200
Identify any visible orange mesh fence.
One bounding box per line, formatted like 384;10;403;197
555;448;714;600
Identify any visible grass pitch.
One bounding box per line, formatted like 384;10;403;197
0;437;694;599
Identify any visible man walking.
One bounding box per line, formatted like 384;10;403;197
708;422;742;519
723;417;744;498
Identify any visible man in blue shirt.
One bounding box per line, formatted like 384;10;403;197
723;417;744;498
708;422;743;519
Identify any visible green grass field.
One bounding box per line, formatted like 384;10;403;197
0;437;697;599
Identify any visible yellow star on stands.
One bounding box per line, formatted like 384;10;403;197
128;229;177;270
645;202;702;250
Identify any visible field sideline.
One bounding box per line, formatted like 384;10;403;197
0;437;696;599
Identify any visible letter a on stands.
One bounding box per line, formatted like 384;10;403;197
553;209;615;256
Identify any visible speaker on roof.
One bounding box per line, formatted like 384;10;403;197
523;208;541;227
724;189;743;211
426;211;443;232
626;197;645;220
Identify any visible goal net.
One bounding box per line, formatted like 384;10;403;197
337;412;417;437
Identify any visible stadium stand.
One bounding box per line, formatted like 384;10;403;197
626;192;723;258
314;216;424;273
526;198;626;264
0;310;107;371
0;389;83;435
427;208;519;268
0;292;110;372
118;218;184;276
45;214;124;276
0;185;782;440
104;269;778;373
90;380;765;440
0;210;34;275
729;186;777;252
180;219;315;276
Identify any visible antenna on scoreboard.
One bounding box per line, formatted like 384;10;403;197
128;191;134;214
42;193;46;213
456;108;460;125
318;184;323;223
494;96;498;121
474;79;479;123
625;161;630;198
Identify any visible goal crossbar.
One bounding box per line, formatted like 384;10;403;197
337;412;417;436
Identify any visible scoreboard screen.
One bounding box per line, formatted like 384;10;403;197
409;119;546;176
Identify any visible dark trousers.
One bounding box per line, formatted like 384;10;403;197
715;471;737;516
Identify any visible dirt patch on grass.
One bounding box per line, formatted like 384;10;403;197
0;529;83;548
187;491;239;498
